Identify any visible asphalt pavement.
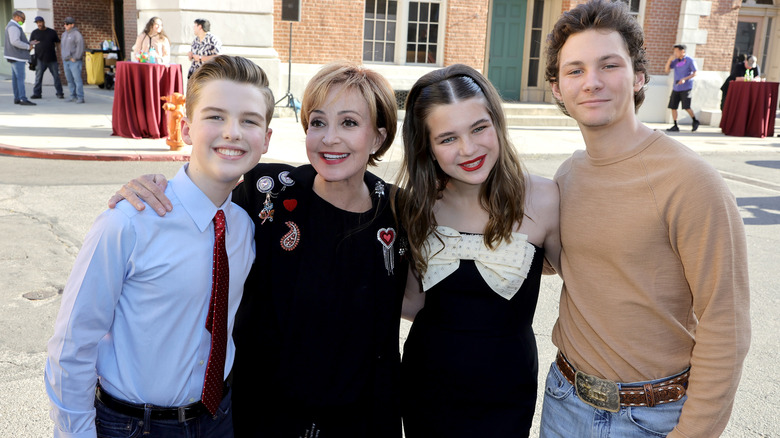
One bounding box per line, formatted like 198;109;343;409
1;75;779;437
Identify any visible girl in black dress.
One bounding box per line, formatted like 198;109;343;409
396;64;562;438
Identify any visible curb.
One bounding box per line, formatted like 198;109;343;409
0;144;190;162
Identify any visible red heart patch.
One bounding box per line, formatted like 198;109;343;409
378;228;395;247
283;199;297;211
380;230;394;245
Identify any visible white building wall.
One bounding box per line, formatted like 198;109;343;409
135;0;281;99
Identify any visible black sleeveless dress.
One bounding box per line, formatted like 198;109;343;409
402;229;544;438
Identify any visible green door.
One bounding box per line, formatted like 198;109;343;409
1;0;14;76
488;0;526;101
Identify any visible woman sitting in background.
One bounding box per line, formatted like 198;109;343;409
131;16;170;63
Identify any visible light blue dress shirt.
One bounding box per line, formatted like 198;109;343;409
45;164;255;438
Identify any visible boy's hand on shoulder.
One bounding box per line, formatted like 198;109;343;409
107;174;172;216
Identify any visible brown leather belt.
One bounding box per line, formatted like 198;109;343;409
556;352;688;412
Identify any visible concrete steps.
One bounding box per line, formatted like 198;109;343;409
503;103;578;127
394;102;575;127
700;109;780;133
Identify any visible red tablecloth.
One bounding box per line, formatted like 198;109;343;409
112;62;184;139
720;81;779;138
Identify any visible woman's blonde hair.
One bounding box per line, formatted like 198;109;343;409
300;61;397;166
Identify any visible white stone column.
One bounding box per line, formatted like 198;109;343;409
135;0;281;97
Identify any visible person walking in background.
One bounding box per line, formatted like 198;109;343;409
542;1;750;436
30;16;64;99
188;18;222;78
4;10;38;106
61;17;85;104
132;17;170;63
665;44;699;132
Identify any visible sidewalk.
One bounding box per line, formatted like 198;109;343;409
1;75;778;163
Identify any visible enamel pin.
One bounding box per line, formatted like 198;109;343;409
279;171;295;187
281;221;300;251
374;181;385;198
257;176;275;224
377;227;396;275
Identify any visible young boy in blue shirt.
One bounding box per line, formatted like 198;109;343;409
45;55;273;438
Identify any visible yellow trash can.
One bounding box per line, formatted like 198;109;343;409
86;52;105;85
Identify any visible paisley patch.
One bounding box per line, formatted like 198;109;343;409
281;221;300;251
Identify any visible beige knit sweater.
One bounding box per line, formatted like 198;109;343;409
553;130;750;437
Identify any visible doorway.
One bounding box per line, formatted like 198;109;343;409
733;19;759;65
488;0;527;101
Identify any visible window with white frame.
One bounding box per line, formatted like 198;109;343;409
616;0;640;17
363;0;442;65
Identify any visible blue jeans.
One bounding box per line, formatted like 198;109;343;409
9;59;27;101
63;59;84;100
33;59;64;97
94;388;234;437
540;361;686;437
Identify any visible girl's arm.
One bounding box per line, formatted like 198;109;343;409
401;265;425;321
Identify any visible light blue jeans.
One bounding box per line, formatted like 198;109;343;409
540;361;686;437
63;59;84;100
9;60;27;101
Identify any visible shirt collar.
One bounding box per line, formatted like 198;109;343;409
170;164;234;233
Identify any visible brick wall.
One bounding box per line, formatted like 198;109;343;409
557;0;736;74
273;0;490;68
443;0;489;70
274;0;363;64
696;0;739;71
53;0;116;83
123;0;137;61
642;0;680;75
54;0;114;53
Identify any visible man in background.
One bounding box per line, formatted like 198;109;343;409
30;16;64;99
4;10;38;105
61;16;85;104
665;44;699;132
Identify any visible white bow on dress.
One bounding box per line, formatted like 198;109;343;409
421;226;536;300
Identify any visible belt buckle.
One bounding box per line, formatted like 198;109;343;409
575;370;621;412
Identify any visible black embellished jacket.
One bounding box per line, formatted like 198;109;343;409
231;163;407;438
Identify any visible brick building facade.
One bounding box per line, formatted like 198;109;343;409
5;0;777;122
268;1;750;103
2;0;129;83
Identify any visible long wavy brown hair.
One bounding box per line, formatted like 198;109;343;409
396;64;528;275
142;16;169;41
